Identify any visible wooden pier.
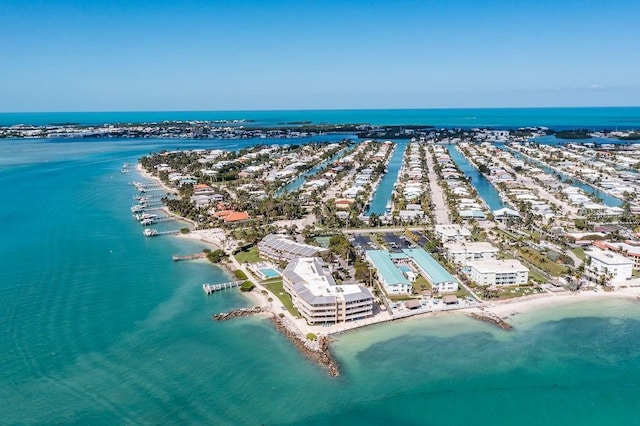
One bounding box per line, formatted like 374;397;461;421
172;252;207;261
202;281;243;294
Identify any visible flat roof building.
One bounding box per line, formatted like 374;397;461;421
466;259;529;287
444;242;499;266
585;248;633;283
282;258;374;324
434;224;472;243
258;234;329;263
365;250;412;295
402;248;458;293
365;248;459;294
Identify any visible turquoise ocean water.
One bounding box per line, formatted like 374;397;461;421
2;106;640;129
2;110;640;424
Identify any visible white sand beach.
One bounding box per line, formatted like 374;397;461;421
485;287;640;317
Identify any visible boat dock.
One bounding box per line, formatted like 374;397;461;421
172;252;207;261
202;281;243;294
144;228;180;237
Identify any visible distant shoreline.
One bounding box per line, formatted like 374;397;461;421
2;106;640;131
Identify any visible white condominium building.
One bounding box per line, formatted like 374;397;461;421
434;224;472;243
282;257;374;324
444;241;499;266
585;248;633;282
466;259;529;286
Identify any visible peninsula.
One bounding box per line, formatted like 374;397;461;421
130;125;640;374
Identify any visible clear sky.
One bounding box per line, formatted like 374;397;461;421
1;0;639;112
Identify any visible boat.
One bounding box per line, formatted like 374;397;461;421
143;228;158;237
140;218;155;226
131;205;145;213
385;201;392;214
135;213;157;221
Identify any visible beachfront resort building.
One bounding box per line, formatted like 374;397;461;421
465;259;529;287
282;257;374;324
365;248;459;294
434;225;472;243
258;234;329;263
585;248;633;283
444;242;499;266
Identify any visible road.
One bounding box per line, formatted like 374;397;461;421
425;148;451;225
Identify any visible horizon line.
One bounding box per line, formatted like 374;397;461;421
1;105;640;114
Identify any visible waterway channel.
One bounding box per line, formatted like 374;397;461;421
367;140;409;215
278;144;356;194
498;144;623;207
446;144;506;211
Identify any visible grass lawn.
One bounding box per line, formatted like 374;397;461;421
234;246;263;264
412;276;432;293
519;247;568;277
493;285;539;300
496;228;519;242
529;270;547;283
263;279;300;317
388;295;416;301
571;247;586;261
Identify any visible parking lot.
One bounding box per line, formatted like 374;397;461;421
351;235;379;254
381;233;413;252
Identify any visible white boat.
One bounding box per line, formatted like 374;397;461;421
135;213;157;221
143;228;158;237
140;218;155;226
385;201;392;214
131;205;145;213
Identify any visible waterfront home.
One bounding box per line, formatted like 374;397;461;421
459;209;486;220
343;186;364;199
213;210;250;223
493;207;521;222
282;257;374;325
434;225;472;243
585;248;633;282
398;210;424;222
333;199;355;210
258;234;330;264
465;259;529;287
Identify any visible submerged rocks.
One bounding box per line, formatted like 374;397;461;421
212;306;264;321
469;310;513;330
211;307;340;376
271;316;340;377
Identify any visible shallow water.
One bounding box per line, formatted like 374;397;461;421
2;137;640;424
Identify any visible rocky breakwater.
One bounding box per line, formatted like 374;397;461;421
469;309;513;330
272;316;340;377
212;306;264;321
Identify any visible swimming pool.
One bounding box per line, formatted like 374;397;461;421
259;268;281;279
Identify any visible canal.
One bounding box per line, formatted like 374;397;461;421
278;144;355;194
367;140;409;215
446;144;506;211
500;145;623;207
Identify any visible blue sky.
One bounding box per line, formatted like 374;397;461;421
1;0;639;111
